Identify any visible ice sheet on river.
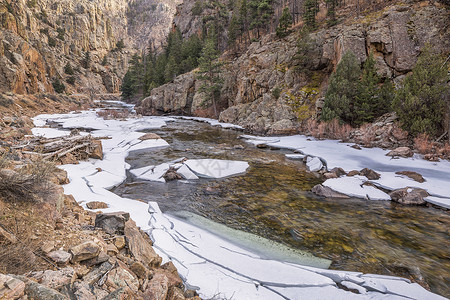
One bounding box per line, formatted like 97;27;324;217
242;135;450;207
31;107;446;299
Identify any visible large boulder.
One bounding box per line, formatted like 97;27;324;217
124;219;162;268
389;188;429;205
312;184;350;199
0;274;25;300
360;168;381;180
30;268;76;290
70;241;101;263
47;250;72;266
89;140;103;160
95;212;130;234
395;171;425;183
386;147;413;158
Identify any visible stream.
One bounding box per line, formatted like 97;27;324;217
111;119;450;297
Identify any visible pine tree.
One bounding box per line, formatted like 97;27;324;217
393;48;449;137
197;28;224;118
82;51;91;69
276;7;292;38
64;63;74;75
303;0;317;29
326;0;338;26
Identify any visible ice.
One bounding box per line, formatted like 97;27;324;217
176;116;244;130
176;164;199;180
130;163;169;183
286;154;305;160
184;159;249;178
306;156;324;172
241;134;450;207
323;176;391;200
31;127;71;138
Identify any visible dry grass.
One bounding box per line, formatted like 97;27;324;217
305;118;353;140
414;133;433;155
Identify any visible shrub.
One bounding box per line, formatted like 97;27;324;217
272;87;281;99
116;39;125;51
276;7;292;38
57;27;65;40
27;0;37;8
192;1;203;15
52;78;65;93
393;47;448;137
48;36;56;47
64;63;74;75
66;76;75;85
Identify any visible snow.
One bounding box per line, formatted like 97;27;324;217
31;127;71;138
176;116;244;130
176;164;199;180
241;135;450;207
184;159;249;179
130;163;169;183
306;156;324;172
323;176;391;200
31;104;447;299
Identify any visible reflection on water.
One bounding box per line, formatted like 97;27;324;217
113;120;450;297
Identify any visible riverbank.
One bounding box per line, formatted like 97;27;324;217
28;103;448;299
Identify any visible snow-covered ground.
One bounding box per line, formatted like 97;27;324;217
32;108;447;300
242;135;450;209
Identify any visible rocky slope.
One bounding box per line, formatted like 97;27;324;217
0;0;178;95
137;1;449;136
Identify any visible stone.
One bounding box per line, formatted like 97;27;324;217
347;170;360;176
0;226;17;244
106;243;119;256
395;171;426;183
86;201;109;209
130;261;149;279
139;133;161;140
323;172;338;179
168;286;186;300
47;250;72;266
95;212;130;234
114;236;126;250
311;184;350;199
32;267;76;290
70;241;101;263
89;140;103;160
105;266;139;293
41;241;55;254
124;219;162;268
143;273;169;300
329;167;347;177
0;274;25;299
72;281;109;300
82;261;114;285
21;277;66;300
389;188;429;205
360;168;381;180
386;147;413;158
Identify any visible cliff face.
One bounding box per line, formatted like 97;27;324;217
0;0;178;95
137;2;449;134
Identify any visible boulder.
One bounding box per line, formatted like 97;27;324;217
86;201;108;209
20;277;66;300
41;241;55;254
47;250;72;266
143;272;169;300
395;171;425;183
329;167;347;177
70;241;101;263
114;236;126;250
360;168;381;180
89;140;103;160
139;133;161;140
82;261;114;285
124;219;162;268
312;184;350;199
347;170;360;176
105;265;139;292
389;188;429;205
168;286;186;300
31;267;76;290
95;212;130;234
323;172;338;179
72;281;109;300
386;147;413;158
130;261;150;279
106;244;119;256
0;226;17;244
0;274;25;299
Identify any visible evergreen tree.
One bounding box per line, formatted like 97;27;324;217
197;28;224;117
82;51;91;69
276;7;292;38
249;0;275;38
120;71;134;100
303;0;317;29
64;63;74;75
326;0;338;26
52;77;66;94
116;39;125;51
393;48;449;137
228;13;241;47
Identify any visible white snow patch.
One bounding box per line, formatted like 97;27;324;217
184;159;249;178
323;176;391;200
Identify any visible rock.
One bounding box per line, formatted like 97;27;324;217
0;274;25;299
306;156;324;172
105;266;139;293
83;250;110;267
82;261;114;285
311;184;350;199
89;140;103;160
114;236;126;250
347;170;360;176
130;261;150;279
95;212;130;234
323;172;338;179
268;119;296;135
51;169;69;185
102;287;133;300
31;267;76;290
47;250;72;266
86;201;109;209
124;219;162;268
168;286;186;300
386;147;413;158
72;281;109;300
395;171;425;183
41;241;55;254
360;168;381;180
139;133;161;140
330;167;347;177
70;241;101;263
20;276;66;300
143;272;169;300
106;244;119;256
389;188;429;205
351;144;362;150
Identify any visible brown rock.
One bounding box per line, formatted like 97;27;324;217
0;226;17;244
347;170;360;176
70;241;101;263
130;261;149;279
139;133;161;140
124;219;162;268
323;172;338;179
360;168;381;180
106;266;139;293
329;167;347;177
31;267;76;290
386;147;413;158
95;212;130;234
106;244;119;256
89;140;103;160
311;184;350;199
143;273;169;300
0;274;25;299
389;188;429;205
395;171;426;183
168;286;186;300
82;261;114;285
86;201;109;209
41;241;55;254
114;236;126;250
47;250;72;266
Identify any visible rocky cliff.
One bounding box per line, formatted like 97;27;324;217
0;0;179;95
137;2;449;135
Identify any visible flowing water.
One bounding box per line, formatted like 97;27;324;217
112;119;450;297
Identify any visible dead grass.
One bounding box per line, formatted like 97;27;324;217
305;118;353;140
414;133;433;155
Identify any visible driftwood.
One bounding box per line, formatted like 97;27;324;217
17;134;103;164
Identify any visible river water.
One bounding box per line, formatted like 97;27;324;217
112;119;449;297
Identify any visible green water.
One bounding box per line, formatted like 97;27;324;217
113;120;450;297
